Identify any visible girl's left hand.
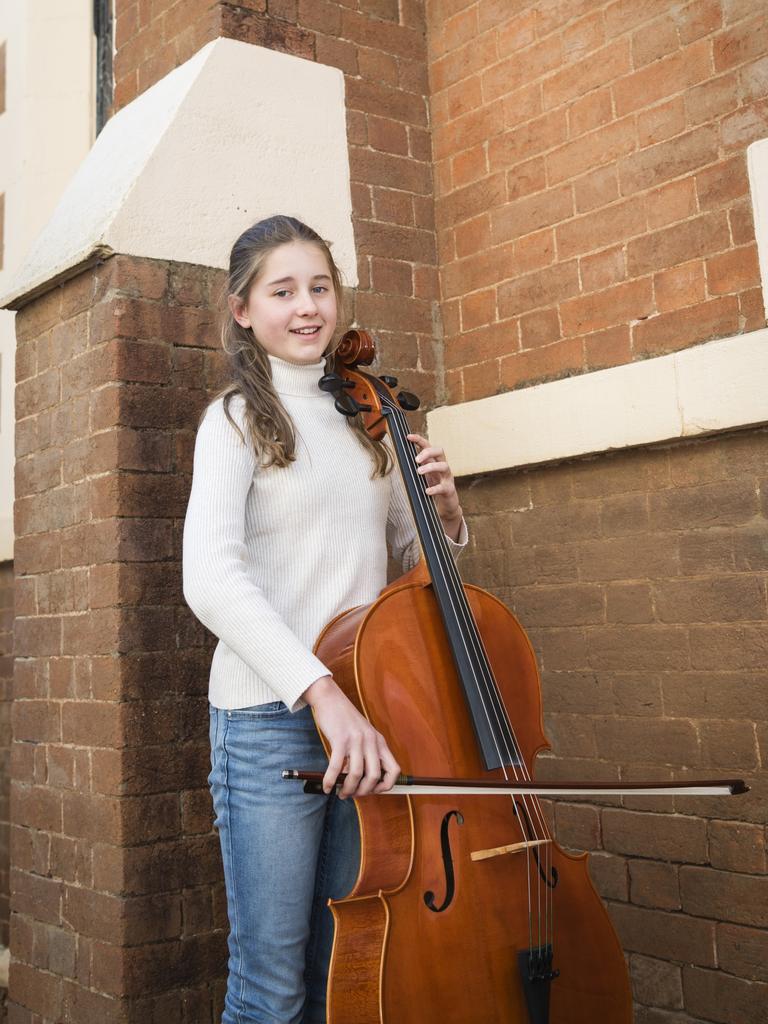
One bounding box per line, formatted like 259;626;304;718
407;433;463;539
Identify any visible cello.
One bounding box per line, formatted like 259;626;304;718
284;329;746;1024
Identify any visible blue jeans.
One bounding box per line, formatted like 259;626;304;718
208;702;361;1024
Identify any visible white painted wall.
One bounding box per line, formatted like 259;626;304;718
0;0;96;561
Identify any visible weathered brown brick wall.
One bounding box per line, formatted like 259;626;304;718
0;561;12;947
9;257;235;1021
458;426;768;1021
428;0;768;401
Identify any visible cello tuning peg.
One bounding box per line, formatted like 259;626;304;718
397;390;420;411
319;373;355;393
378;375;398;388
318;373;343;393
334;395;373;417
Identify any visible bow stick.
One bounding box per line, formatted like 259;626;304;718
282;770;748;798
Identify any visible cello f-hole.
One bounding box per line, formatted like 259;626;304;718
424;810;464;913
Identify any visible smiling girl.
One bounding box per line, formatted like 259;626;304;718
182;214;468;1023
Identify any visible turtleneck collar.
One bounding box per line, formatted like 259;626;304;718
267;353;328;398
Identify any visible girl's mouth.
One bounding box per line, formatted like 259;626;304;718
290;327;321;336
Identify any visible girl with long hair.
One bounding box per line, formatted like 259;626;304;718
182;214;468;1023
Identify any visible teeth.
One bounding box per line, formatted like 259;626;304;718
292;327;319;334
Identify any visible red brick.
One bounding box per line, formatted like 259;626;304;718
481;35;562;104
629;859;681;910
614;39;712;116
500;82;544;133
450;144;487;190
557;197;645;260
627;210;731;278
653;576;766;624
654;259;706;312
699;720;759;770
675;0;722;43
618;123;720;195
547;114;636;186
454;213;492;260
588;851;628;901
630;953;683;1010
562;10;606;62
518;308;560;350
568;87;613;139
610;902;716;967
499;337;581;389
721;98;768;152
686;71;740;128
460;288;496;331
634;294;741;358
580;246;626;293
683;964;768;1021
740;53;768;104
554;801;600;850
709;819;766;873
491;184;573;245
596;714;699;764
645;177;698;231
637;96;686;147
717;923;768;983
706;243;761;295
9;960;63;1020
680;866;768;926
543;38;632;111
498;260;580;318
431;27;495;91
488;110;567;175
632;11;678;64
606;583;653;625
714;14;768;72
561;278;654;335
583;324;632;370
462;358;499;400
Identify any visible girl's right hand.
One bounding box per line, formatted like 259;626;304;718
303;675;401;799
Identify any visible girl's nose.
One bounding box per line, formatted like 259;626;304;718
296;289;319;314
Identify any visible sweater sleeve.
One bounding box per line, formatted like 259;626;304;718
182;396;332;712
386;451;469;573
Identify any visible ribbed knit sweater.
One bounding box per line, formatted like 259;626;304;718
182;353;469;712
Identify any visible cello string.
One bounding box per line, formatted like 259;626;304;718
381;393;559;957
381;396;549;952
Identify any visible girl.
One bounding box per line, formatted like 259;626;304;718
182;214;468;1024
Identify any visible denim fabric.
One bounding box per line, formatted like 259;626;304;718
208;702;361;1024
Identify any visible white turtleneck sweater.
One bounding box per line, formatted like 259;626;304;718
182;353;469;713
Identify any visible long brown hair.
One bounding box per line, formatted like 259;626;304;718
206;214;392;478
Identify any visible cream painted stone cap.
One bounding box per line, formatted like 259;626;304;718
428;329;768;477
1;37;356;310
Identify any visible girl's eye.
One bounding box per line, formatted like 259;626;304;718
273;286;328;297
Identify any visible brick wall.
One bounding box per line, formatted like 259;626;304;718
428;0;768;402
0;561;12;948
458;426;768;1021
9;256;239;1021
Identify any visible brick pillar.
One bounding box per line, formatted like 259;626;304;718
0;560;12;945
9;256;231;1022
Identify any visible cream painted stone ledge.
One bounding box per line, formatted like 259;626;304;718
426;329;768;478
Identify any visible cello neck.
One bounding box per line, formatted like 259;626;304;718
378;387;521;772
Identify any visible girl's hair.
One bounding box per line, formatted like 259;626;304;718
207;214;392;478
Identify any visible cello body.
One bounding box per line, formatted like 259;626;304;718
314;568;633;1023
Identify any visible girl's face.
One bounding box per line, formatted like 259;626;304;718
230;241;338;365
